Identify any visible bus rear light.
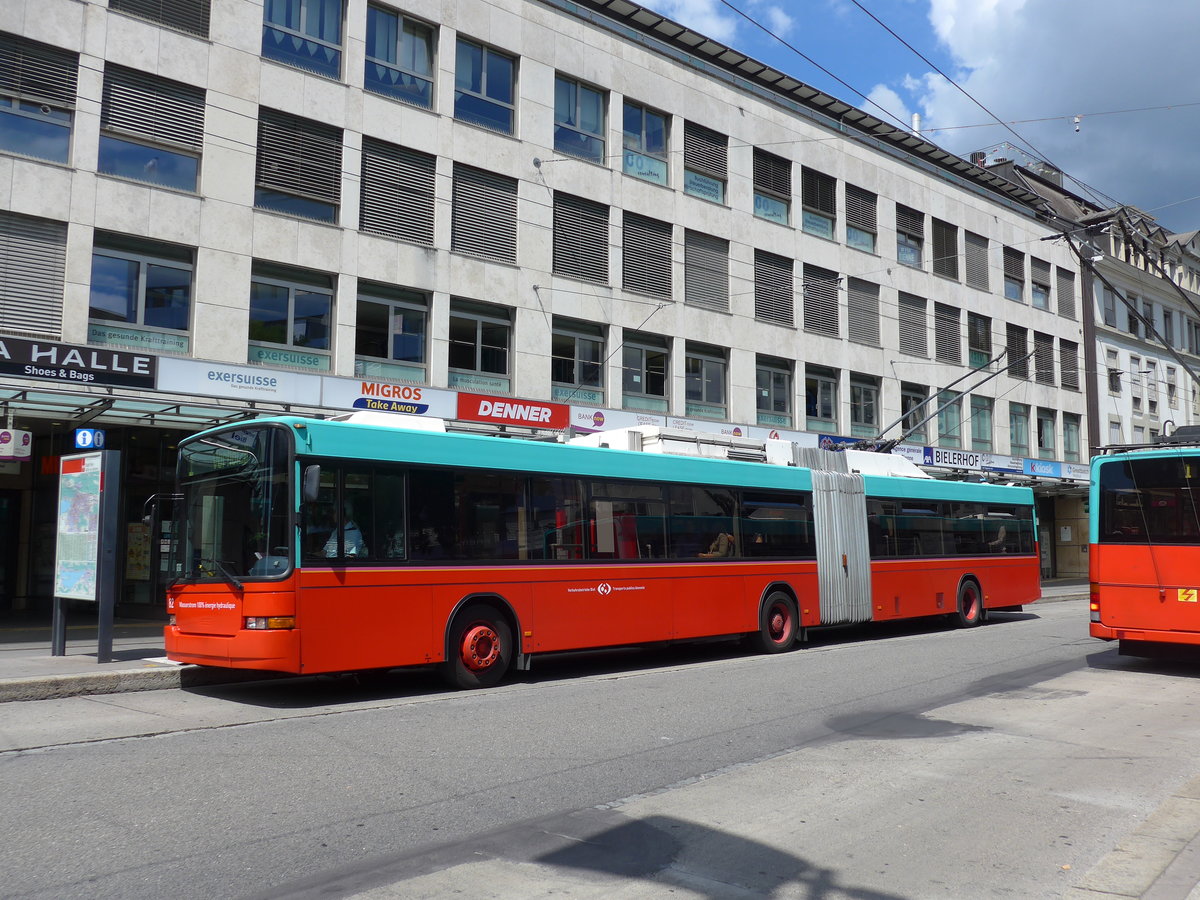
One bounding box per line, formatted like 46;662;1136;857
245;616;295;630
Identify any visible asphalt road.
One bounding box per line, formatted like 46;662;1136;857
3;598;1200;899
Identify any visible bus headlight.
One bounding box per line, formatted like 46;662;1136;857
245;616;295;630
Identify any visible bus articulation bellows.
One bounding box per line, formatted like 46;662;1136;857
164;414;1040;687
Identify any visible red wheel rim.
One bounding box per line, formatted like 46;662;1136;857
963;585;979;619
768;603;791;644
461;624;500;671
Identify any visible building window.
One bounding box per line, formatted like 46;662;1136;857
685;343;727;419
1163;308;1175;347
1031;258;1052;310
1034;332;1055;385
1060;340;1079;390
99;65;204;192
937;391;962;449
965;231;989;290
451;163;518;261
622;213;672;299
360;137;435;243
448;299;511;392
753;148;791;225
684;230;729;312
1006;324;1029;379
1146;361;1159;417
89;233;192;353
849;375;879;438
801;167;836;239
1168;367;1178;408
896;205;923;268
622;101;667;185
898;292;927;357
0;34;77;165
454;39;515;134
1063;413;1081;462
255;108;342;223
901;383;928;443
261;0;343;78
551;318;603;404
1003;247;1024;301
1108;419;1122;446
366;6;434;108
802;264;839;337
847;278;880;346
1127;295;1143;338
1106;348;1121;394
109;0;211;37
553;192;609;283
622;332;669;413
683;121;727;203
0;211;66;337
754;249;793;327
931;218;958;279
934;303;961;364
845;185;877;253
967;312;991;368
970;396;993;452
554;74;605;164
805;365;837;431
756;355;793;428
1102;287;1118;327
248;262;333;371
1036;408;1056;459
1010;403;1030;457
354;282;427;384
1056;267;1076;319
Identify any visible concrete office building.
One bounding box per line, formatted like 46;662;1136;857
0;0;1089;617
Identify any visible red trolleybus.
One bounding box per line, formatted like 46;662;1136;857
1090;433;1200;656
164;414;1040;687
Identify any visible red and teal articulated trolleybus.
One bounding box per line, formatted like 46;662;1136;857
165;414;1039;687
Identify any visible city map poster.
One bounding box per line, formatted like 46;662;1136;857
54;453;103;601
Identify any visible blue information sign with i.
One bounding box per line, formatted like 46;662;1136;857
74;428;106;450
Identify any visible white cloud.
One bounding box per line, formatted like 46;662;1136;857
909;0;1200;231
647;0;740;43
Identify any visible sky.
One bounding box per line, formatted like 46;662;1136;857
639;0;1200;234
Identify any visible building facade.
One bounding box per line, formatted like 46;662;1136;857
0;0;1090;617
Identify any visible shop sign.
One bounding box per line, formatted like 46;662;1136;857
981;453;1024;473
568;406;665;434
923;447;982;469
157;358;320;405
0;336;155;388
1063;463;1090;481
458;393;569;429
88;323;189;355
1024;459;1063;478
321;376;456;418
0;429;32;461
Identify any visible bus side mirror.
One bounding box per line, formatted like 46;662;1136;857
303;465;321;502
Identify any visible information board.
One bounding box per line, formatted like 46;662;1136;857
54;453;103;601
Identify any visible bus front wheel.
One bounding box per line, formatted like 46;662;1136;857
442;604;513;689
754;592;798;653
954;579;983;628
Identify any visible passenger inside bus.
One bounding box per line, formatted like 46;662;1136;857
324;502;367;558
987;524;1007;553
699;531;735;557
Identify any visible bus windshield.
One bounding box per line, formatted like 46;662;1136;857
176;425;292;582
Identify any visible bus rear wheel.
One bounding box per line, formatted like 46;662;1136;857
954;579;983;628
442;604;513;689
754;592;798;653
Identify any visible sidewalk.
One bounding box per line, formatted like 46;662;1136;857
0;578;1090;703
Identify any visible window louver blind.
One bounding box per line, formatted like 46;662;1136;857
1006;324;1028;379
896;205;923;237
847;278;879;346
622;213;672;299
0;34;78;106
360;137;435;244
898;292;927;356
753;148;790;196
683;122;726;178
256;109;342;205
802;264;838;336
845;186;876;232
1060;340;1079;390
1003;247;1024;281
451;163;517;261
801;168;836;214
932;219;958;279
0;211;66;337
684;230;729;311
1032;257;1052;285
109;0;211;37
553;192;609;283
102;64;205;150
965;231;988;289
1056;268;1076;319
754;250;793;326
934;302;961;363
1034;332;1055;384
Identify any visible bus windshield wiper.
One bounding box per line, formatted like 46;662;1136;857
199;558;243;591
